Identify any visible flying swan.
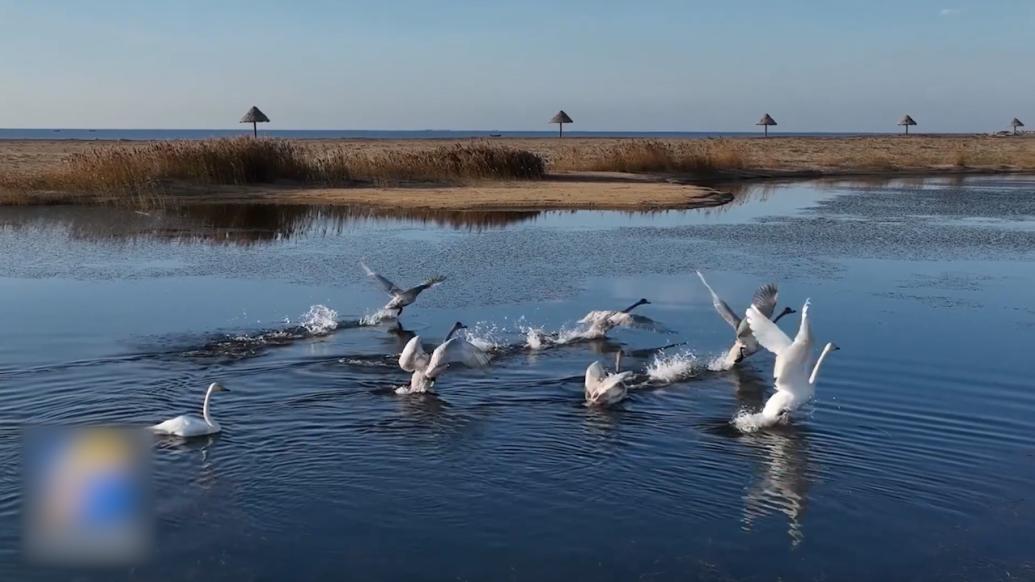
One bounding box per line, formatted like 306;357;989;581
362;261;446;319
150;382;230;437
736;300;839;430
577;298;666;338
696;271;796;370
398;321;491;394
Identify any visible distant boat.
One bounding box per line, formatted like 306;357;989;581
489;132;503;137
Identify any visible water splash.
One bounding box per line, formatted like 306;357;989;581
646;349;700;383
298;305;339;335
731;410;782;433
462;321;505;353
360;309;396;326
521;323;597;349
707;353;735;372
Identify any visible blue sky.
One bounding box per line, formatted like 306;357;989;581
1;1;1032;132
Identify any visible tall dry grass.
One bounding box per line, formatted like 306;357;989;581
312;143;545;185
0;138;546;201
550;139;750;174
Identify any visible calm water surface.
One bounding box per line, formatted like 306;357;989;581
1;177;1033;580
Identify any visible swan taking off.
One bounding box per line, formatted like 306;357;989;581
736;300;839;430
397;321;491;394
150;382;230;437
696;271;795;370
578;298;666;338
361;261;445;319
585;351;633;407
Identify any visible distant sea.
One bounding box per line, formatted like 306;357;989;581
0;129;883;141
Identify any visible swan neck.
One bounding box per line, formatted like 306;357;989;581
773;309;790;323
809;343;834;386
445;324;462;341
621;300;643;314
202;387;214;425
615;351;622;372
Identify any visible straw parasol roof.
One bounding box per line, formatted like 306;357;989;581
756;113;777;126
898;115;917;126
241;106;270;124
1011;118;1024;128
550;110;573;124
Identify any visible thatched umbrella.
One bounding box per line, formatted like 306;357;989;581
240;106;270;137
756;113;777;137
550;110;573;138
1011;118;1024;135
898;114;917;135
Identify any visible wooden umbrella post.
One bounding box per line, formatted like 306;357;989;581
756;114;776;137
240;106;270;137
549;110;573;139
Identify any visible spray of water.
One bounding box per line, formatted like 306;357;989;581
462;321;505;353
732;410;781;433
360;309;395;326
646;349;700;383
298;305;339;335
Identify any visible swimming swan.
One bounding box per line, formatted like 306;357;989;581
397;321;491;394
696;271;795;369
741;300;839;427
361;261;445;319
578;298;665;338
150;382;230;437
584;351;633;407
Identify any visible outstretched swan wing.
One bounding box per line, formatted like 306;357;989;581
578;310;614;325
746;305;792;355
361;262;402;295
585;361;607;388
426;338;490;378
399;335;429;372
751;283;779;319
696;271;740;330
610;312;669;332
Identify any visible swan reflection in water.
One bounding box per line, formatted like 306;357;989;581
727;365;814;547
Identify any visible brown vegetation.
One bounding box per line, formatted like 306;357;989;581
0;138;546;202
2;134;1035;208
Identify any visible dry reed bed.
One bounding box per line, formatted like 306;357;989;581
0;138;546;200
3;135;1035;206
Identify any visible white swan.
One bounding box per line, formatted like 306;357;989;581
397;321;491;394
737;300;839;428
150;382;230;437
584;351;634;407
696;271;796;370
578;298;665;338
361;261;445;319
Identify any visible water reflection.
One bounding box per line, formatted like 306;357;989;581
726;366;813;546
740;427;813;547
0;174;1015;246
0;204;544;244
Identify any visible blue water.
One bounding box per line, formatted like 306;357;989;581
0;128;891;141
0;176;1033;580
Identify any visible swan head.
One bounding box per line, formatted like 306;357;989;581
780;306;796;316
451;321;467;332
208;382;230;393
637;298;651;306
828;342;840;351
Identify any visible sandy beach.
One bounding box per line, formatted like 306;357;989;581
2;135;1033;209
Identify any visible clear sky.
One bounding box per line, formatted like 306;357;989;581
1;1;1032;132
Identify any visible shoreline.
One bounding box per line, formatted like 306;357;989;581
2;135;1032;210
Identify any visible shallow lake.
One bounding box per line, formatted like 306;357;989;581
1;176;1033;580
